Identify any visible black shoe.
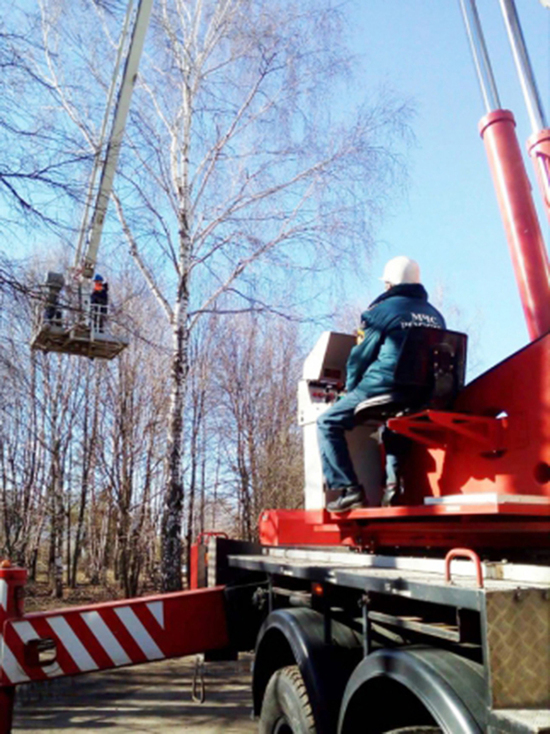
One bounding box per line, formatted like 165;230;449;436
381;483;402;508
327;486;366;513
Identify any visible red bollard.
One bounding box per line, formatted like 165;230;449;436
0;688;15;734
0;560;27;734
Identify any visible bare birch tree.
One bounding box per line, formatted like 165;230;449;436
0;282;49;572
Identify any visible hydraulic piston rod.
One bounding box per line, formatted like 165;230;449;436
459;0;550;340
499;0;550;224
498;0;547;134
458;0;501;113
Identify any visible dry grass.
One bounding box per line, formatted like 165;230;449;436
24;580;126;613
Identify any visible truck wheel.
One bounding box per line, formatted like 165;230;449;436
259;665;316;734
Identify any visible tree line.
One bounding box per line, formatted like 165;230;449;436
1;0;412;594
0;273;304;597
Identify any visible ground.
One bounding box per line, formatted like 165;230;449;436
14;654;257;733
23;580;128;614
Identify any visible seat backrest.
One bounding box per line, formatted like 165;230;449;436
393;327;467;408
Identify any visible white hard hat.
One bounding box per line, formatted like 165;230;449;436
381;256;421;285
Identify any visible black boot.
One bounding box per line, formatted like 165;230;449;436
327;486;366;513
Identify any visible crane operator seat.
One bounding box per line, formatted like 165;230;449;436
354;327;468;424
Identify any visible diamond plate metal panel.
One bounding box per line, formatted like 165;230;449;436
485;589;550;708
489;708;550;734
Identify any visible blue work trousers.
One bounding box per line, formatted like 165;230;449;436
317;387;370;489
317;389;412;490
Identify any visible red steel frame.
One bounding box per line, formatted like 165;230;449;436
0;563;229;734
189;531;228;590
258;505;550;550
260;331;550;549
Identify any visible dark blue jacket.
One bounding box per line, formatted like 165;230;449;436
345;283;446;395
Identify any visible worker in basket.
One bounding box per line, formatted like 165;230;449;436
43;273;64;327
90;273;109;333
317;256;446;513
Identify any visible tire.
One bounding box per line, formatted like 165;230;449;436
259;665;317;734
386;729;442;733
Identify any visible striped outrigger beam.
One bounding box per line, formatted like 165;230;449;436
0;581;229;686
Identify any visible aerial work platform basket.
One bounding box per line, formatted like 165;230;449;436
31;272;128;360
31;316;128;360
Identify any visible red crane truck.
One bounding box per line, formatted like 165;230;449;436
2;1;549;732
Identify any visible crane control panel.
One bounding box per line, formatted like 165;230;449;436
297;332;353;426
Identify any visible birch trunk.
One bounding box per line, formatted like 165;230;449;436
161;215;190;590
50;439;64;599
161;316;188;590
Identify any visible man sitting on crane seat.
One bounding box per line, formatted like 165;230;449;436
90;274;109;334
317;256;446;513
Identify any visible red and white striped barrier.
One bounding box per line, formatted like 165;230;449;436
0;563;229;733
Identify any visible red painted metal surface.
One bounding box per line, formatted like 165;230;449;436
0;567;229;697
0;565;27;734
411;333;550;502
258;506;550;551
445;548;483;588
190;532;229;590
388;410;505;450
388;334;550;504
528;128;550;225
479;109;550;340
259;335;550;550
189;543;199;590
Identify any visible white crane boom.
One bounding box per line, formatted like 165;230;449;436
31;0;153;360
77;0;154;279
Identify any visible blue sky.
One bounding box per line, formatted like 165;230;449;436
344;0;549;377
7;1;548;380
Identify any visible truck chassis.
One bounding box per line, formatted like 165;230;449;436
2;539;549;734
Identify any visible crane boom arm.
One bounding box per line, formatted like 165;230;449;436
79;0;154;279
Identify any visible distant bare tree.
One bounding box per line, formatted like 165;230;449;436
90;286;170;596
0;284;48;573
214;314;303;539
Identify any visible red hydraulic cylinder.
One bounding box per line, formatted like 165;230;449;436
528;128;550;226
479;109;550;341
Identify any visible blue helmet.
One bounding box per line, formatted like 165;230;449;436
93;274;104;282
